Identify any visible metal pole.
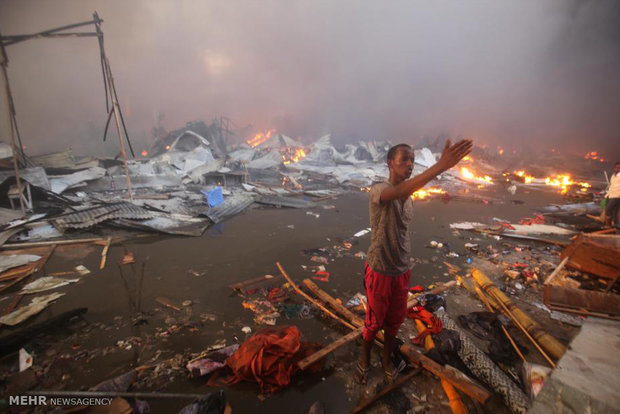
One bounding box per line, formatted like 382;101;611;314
103;56;133;201
0;45;25;212
94;14;133;201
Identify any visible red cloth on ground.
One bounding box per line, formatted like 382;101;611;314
407;305;442;345
519;214;545;225
363;262;411;342
207;326;321;393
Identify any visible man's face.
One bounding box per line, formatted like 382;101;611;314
615;164;620;174
388;147;414;181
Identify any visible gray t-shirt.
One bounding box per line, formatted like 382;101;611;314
366;181;414;276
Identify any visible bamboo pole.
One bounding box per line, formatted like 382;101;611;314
471;269;566;360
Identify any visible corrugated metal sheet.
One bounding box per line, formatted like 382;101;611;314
0;167;51;190
204;194;255;224
256;195;317;209
53;202;154;230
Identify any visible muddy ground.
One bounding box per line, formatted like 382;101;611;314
0;186;582;413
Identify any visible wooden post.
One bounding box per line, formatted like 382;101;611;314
297;327;363;370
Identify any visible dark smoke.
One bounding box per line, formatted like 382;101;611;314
0;0;618;159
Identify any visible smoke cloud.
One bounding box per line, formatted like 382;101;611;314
1;0;618;158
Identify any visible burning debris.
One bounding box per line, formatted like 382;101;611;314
0;119;617;414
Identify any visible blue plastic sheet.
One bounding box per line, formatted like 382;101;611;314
202;186;223;207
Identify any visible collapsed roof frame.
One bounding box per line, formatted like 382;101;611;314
0;11;135;210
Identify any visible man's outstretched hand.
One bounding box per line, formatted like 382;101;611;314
437;139;473;171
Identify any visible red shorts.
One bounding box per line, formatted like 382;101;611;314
362;262;411;342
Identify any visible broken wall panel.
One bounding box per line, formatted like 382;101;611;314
543;285;620;317
561;234;620;280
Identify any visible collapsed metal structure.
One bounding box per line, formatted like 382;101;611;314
0;12;135;210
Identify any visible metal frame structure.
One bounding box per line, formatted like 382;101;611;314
0;12;135;210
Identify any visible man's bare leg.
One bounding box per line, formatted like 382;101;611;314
356;337;372;384
382;333;396;382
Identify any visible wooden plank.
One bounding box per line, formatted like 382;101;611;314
351;367;422;414
301;278;490;404
297;327;364;370
544;256;570;285
561;236;620;280
2;237;106;249
228;274;278;291
400;344;491;404
276;262;356;330
303;279;361;324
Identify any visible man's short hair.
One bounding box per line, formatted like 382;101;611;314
387;144;412;161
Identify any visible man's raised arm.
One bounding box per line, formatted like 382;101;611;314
380;139;473;202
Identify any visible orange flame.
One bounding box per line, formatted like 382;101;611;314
460;167;493;184
411;187;446;200
515;170;534;184
544;174;591;194
282;148;307;165
247;129;276;148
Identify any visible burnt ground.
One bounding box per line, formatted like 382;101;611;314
0;187;582;413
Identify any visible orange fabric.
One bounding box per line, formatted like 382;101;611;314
414;320;468;414
207;326;321;393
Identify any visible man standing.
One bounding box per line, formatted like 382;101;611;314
357;139;472;384
605;162;620;232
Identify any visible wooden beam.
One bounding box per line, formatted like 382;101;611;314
276;262;356;330
297;326;364;370
300;277;490;404
351;367;422;414
228;274;278;291
400;344;491;404
2;237;106;249
544;256;570;285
